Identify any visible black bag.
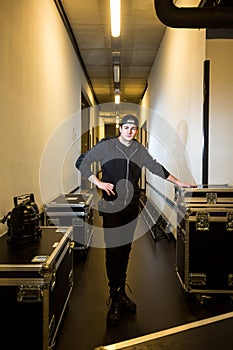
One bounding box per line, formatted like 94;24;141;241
7;193;41;244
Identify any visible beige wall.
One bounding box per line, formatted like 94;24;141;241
141;25;206;233
0;0;94;234
142;26;205;184
206;39;233;184
141;24;233;234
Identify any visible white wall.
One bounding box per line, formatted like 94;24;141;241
141;25;206;230
0;0;94;234
141;22;233;234
143;26;205;183
206;39;233;184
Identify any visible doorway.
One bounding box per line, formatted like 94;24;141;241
104;123;118;137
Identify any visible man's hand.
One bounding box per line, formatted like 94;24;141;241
167;174;197;188
96;180;115;196
178;181;197;188
88;175;115;196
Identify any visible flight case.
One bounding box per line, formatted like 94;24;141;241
44;193;93;251
0;226;73;350
175;185;233;299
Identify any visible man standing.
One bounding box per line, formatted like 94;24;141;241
76;114;194;326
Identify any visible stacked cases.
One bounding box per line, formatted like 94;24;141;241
0;226;73;350
175;185;233;297
44;193;93;252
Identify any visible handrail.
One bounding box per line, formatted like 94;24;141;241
146;181;176;210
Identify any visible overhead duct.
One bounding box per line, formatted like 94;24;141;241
154;0;233;28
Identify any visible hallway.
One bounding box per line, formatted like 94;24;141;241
55;213;233;350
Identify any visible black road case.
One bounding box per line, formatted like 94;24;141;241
175;184;233;207
175;185;233;299
0;226;73;350
44;193;93;251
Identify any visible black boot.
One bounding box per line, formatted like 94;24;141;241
106;289;121;327
119;285;137;314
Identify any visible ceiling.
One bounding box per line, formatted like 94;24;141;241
56;0;166;106
55;0;233;107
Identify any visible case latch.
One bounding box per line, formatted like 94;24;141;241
177;225;185;243
228;274;233;287
206;192;217;204
174;187;185;206
226;213;233;232
196;212;209;231
72;217;83;227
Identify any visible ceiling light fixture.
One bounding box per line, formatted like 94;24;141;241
110;0;121;37
114;89;120;104
115;94;120;104
115;115;120;129
113;64;120;83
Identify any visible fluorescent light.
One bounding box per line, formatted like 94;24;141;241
113;64;120;83
110;0;121;37
116;115;120;128
115;94;120;104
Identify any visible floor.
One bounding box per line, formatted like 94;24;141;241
55;213;233;350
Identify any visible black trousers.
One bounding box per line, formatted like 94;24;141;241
102;203;139;290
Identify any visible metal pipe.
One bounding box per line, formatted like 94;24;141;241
202;60;210;185
154;0;233;28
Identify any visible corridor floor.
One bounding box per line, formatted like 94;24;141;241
55;214;233;350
